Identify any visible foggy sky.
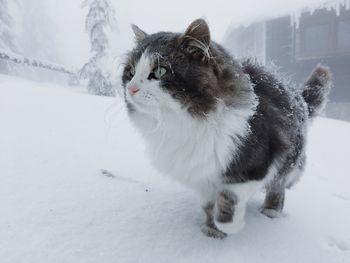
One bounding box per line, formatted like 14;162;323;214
44;0;337;66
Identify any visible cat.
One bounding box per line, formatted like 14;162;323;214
121;19;332;239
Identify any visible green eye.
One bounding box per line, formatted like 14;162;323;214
129;67;135;78
153;67;167;79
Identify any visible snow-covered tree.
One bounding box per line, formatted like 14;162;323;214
0;0;18;52
79;0;117;96
0;0;19;73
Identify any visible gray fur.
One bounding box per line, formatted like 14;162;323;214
121;19;333;238
202;202;227;239
303;64;333;118
215;191;237;223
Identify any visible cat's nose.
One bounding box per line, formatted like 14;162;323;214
128;85;140;95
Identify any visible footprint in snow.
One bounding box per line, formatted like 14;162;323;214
327;236;349;252
332;193;349;201
100;169;149;192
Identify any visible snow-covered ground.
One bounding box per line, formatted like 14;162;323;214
1;75;350;263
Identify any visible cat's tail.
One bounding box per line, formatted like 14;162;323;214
302;64;333;118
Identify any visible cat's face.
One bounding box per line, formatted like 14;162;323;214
122;19;232;118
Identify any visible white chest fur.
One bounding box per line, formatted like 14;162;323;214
129;101;254;200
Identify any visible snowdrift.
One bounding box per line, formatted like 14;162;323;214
1;75;349;263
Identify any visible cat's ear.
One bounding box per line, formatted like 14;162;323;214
131;24;148;42
178;19;211;60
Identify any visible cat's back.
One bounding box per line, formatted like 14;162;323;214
241;60;308;129
221;60;309;183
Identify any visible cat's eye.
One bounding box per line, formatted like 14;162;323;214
128;67;135;79
152;67;167;79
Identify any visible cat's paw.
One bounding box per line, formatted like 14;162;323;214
261;208;282;218
200;225;227;239
214;219;245;234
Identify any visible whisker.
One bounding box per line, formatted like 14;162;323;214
104;101;126;130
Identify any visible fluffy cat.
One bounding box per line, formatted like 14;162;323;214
121;19;332;239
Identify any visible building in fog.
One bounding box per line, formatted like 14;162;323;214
224;3;350;121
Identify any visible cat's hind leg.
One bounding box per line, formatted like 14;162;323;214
262;158;305;218
261;188;285;218
261;165;287;218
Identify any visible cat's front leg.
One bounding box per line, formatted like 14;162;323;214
201;202;227;239
214;181;262;235
214;190;246;234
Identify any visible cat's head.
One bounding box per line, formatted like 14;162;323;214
122;19;246;118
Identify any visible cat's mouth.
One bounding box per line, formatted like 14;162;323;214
126;90;159;113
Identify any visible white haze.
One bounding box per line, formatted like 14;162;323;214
42;0;337;67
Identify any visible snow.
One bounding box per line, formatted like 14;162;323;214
1;75;350;263
0;48;75;75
